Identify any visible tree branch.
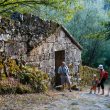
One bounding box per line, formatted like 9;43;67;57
0;6;17;14
0;0;56;7
0;0;8;5
0;0;60;15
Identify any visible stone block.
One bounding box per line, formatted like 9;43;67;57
49;52;55;59
44;53;49;60
60;30;65;38
48;59;54;67
46;34;55;43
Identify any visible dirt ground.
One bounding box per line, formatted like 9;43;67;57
0;88;110;110
0;90;75;110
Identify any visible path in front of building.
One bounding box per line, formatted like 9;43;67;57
36;88;110;110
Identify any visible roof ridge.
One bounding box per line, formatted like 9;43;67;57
61;26;83;50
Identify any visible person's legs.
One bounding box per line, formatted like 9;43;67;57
89;87;93;94
90;86;96;94
97;83;100;94
68;83;71;92
100;78;106;95
64;77;67;89
94;86;96;94
66;76;72;92
101;88;104;95
67;81;71;92
61;76;65;90
98;87;100;93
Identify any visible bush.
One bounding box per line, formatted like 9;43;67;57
0;79;33;94
16;84;33;94
0;80;16;94
17;66;49;93
0;59;49;94
79;66;99;86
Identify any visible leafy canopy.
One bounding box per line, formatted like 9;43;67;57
0;0;84;23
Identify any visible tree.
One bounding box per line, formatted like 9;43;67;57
66;0;108;41
0;0;83;23
82;39;103;66
66;0;109;68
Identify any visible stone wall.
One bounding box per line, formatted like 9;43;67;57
27;27;82;73
0;16;81;74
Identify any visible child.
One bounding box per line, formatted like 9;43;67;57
89;74;99;94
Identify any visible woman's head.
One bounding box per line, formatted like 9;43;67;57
62;61;66;66
98;64;104;70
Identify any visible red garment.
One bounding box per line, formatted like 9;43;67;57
100;70;108;80
104;71;108;79
100;70;105;80
91;86;97;91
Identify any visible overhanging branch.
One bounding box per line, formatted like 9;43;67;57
0;0;56;7
0;0;60;14
0;5;18;14
0;0;8;5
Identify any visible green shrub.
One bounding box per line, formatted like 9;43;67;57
79;66;99;86
0;63;49;94
17;66;49;93
16;84;33;94
18;72;31;84
0;85;16;94
0;80;33;94
0;80;17;94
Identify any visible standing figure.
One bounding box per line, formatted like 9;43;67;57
58;62;72;92
97;65;108;95
89;74;99;94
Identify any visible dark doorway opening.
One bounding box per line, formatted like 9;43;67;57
55;50;65;86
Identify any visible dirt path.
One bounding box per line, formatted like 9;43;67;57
0;89;110;110
36;89;110;110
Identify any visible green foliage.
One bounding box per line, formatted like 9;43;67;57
0;80;16;94
16;84;33;94
0;79;33;94
39;0;84;24
0;58;49;93
19;66;49;93
0;0;84;23
0;65;49;94
66;0;107;41
79;66;99;86
65;0;110;71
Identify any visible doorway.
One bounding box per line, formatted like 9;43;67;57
55;50;65;86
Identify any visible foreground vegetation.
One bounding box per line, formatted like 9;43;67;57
0;59;49;94
69;64;99;87
0;57;100;94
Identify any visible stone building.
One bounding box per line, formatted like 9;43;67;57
27;26;82;75
0;15;82;78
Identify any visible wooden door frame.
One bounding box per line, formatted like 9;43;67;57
55;50;65;86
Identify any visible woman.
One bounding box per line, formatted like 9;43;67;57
97;65;108;95
58;62;72;92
